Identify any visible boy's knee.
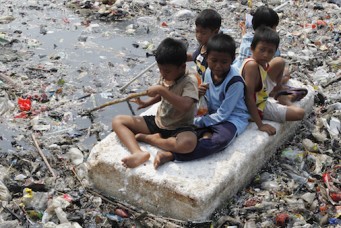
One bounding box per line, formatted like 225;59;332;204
273;56;285;64
185;139;197;152
112;115;125;128
177;135;197;152
271;57;285;69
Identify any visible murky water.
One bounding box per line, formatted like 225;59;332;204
0;0;176;152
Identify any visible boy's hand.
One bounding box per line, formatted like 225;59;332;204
198;83;208;97
147;85;163;97
131;97;148;110
259;123;276;135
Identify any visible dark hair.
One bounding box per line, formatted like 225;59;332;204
195;9;221;31
252;6;279;30
251;25;280;50
155;38;187;66
206;33;236;60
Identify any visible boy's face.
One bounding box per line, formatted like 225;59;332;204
251;41;277;66
195;26;218;46
207;51;233;78
158;63;186;81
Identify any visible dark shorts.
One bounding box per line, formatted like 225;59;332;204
173;121;237;161
143;115;195;138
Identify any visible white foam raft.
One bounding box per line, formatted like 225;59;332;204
86;80;314;221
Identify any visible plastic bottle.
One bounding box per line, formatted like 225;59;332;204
55;207;69;224
42;195;71;224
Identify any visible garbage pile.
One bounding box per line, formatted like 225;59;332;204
0;0;340;227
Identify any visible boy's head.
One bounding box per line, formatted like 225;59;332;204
155;37;187;80
206;34;236;77
252;6;279;31
195;9;221;46
251;26;280;64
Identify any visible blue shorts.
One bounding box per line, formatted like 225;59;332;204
173;121;237;161
143;115;195;138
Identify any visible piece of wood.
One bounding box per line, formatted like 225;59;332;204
273;1;290;12
0;73;17;87
31;134;56;178
87;91;148;114
322;74;341;88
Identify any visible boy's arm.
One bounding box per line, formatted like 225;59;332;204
134;95;161;110
243;62;276;135
147;85;196;112
194;82;244;127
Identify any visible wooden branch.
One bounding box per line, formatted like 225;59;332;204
31;134;56;178
119;61;157;92
86;188;185;227
322;74;341;88
86;90;147;114
0;73;17;87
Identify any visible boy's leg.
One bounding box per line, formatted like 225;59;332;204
263;101;305;122
174;122;237;161
276;94;294;106
285;106;305;121
267;57;286;96
282;65;290;85
153;150;174;169
268;57;300;105
262;101;286;123
140;131;197;169
137;131;197;154
112;115;151;168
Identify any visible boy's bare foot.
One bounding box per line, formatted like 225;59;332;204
154;150;174;169
121;151;150;168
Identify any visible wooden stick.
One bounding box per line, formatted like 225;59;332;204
1;205;22;222
86;188;185;227
273;1;290;12
119;61;157;92
0;73;18;87
87;90;147;113
322;74;341;88
31;134;56;178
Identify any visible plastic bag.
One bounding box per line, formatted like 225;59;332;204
18;97;31;111
196;96;208;116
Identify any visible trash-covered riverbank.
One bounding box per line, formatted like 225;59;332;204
0;0;340;227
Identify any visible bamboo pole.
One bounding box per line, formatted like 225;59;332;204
273;1;290;12
118;61;157;92
87;90;147;114
31;134;56;178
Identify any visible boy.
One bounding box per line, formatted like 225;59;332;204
112;38;199;168
241;26;305;136
187;9;221;80
233;6;282;72
140;34;250;168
